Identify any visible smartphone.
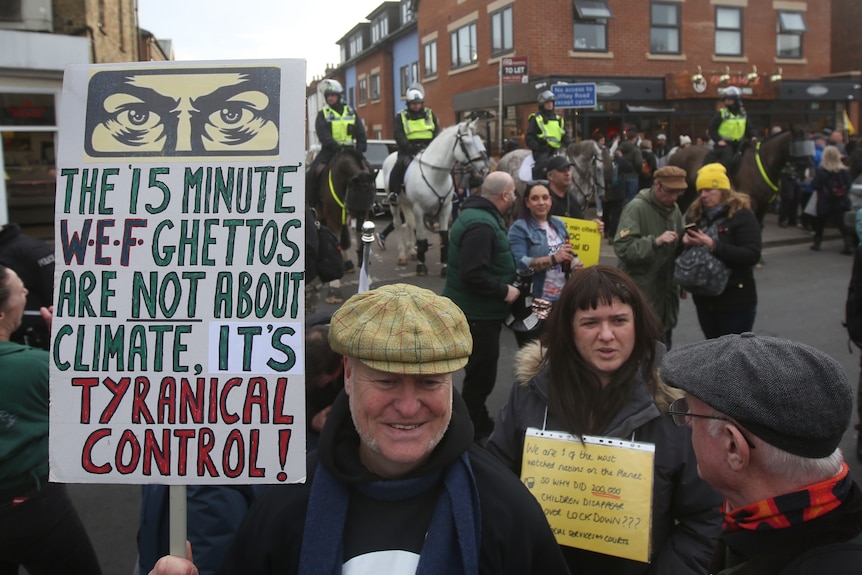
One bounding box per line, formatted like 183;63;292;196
684;223;700;233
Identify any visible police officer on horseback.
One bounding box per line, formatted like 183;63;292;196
526;90;570;180
306;79;367;208
388;86;440;204
705;85;755;169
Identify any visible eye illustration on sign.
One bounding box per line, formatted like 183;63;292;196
84;66;280;158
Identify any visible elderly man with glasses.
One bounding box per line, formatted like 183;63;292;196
661;333;862;573
613;165;688;348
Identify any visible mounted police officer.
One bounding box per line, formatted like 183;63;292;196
525;90;570;180
705;85;755;169
306;78;367;208
388;86;440;204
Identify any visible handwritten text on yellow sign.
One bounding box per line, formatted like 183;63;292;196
521;429;655;563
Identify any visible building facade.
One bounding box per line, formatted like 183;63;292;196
316;0;860;155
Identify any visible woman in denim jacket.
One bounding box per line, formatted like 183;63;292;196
507;180;580;346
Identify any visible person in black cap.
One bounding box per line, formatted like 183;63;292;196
662;333;862;572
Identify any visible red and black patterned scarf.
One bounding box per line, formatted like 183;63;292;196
723;462;851;532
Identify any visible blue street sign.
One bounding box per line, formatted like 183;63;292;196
551;83;597;109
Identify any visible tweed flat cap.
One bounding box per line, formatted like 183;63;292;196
328;284;472;374
660;333;852;458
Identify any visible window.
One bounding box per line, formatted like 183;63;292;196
358;78;367;105
372;16;388;43
0;0;22;21
650;2;680;54
573;0;613;52
348;87;355;108
400;65;410;97
369;73;380;101
491;6;514;56
424;40;438;77
349;33;364;58
450;22;478;69
411;62;419;85
715;6;742;56
777;11;806;59
401;0;414;25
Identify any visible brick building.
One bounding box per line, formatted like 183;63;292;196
318;0;860;154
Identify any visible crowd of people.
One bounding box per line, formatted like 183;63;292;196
4;80;862;575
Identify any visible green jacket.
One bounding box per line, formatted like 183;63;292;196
613;188;684;332
0;341;49;490
443;197;516;321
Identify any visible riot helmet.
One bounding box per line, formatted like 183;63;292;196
322;79;344;99
406;88;424;104
722;85;742;103
538;90;555;105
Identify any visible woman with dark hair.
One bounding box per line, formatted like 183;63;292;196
0;265;102;574
507;180;579;346
487;265;721;574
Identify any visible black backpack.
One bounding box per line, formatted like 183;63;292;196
844;246;862;348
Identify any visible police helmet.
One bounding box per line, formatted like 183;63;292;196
322;79;344;98
406;89;424;104
722;86;742;102
538;90;555;105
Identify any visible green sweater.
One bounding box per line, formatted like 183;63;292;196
444;199;516;321
0;341;49;489
613;188;684;332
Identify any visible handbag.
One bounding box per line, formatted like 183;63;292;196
803;191;818;217
673;218;730;296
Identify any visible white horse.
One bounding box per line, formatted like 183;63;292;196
381;118;489;276
496;140;607;213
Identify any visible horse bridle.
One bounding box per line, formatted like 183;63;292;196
570;148;603;210
414;125;489;217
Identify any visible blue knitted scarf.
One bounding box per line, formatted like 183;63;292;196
297;452;481;575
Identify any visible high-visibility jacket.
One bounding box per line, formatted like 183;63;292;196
323;105;357;145
529;113;565;149
400;109;436;142
717;108;747;142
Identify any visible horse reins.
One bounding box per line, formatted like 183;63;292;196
415;126;487;219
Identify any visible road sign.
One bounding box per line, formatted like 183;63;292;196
502;56;529;84
551;83;597;109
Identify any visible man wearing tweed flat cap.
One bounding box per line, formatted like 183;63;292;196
661;333;862;573
149;284;569;575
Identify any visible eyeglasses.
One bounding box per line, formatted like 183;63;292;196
667;397;756;449
526;179;549;187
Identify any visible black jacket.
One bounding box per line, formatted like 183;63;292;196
690;206;762;312
219;390;570;574
0;224;54;349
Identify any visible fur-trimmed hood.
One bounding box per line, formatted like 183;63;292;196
513;340;681;411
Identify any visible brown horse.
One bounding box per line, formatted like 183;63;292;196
667;127;806;222
316;148;376;302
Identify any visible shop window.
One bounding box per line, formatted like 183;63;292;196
573;0;613;52
491;5;513;57
450;22;477;69
424;40;437;78
715;6;742;56
650;2;680;54
777;10;806;59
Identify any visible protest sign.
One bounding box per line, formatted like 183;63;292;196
558;217;601;267
521;428;655;562
49;60;307;485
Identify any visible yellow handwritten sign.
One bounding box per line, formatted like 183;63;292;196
557;217;601;267
520;428;655;563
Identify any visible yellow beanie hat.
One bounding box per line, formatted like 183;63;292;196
696;163;731;191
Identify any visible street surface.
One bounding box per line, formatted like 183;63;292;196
65;212;861;575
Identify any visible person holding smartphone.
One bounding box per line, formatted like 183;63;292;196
682;163;762;338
